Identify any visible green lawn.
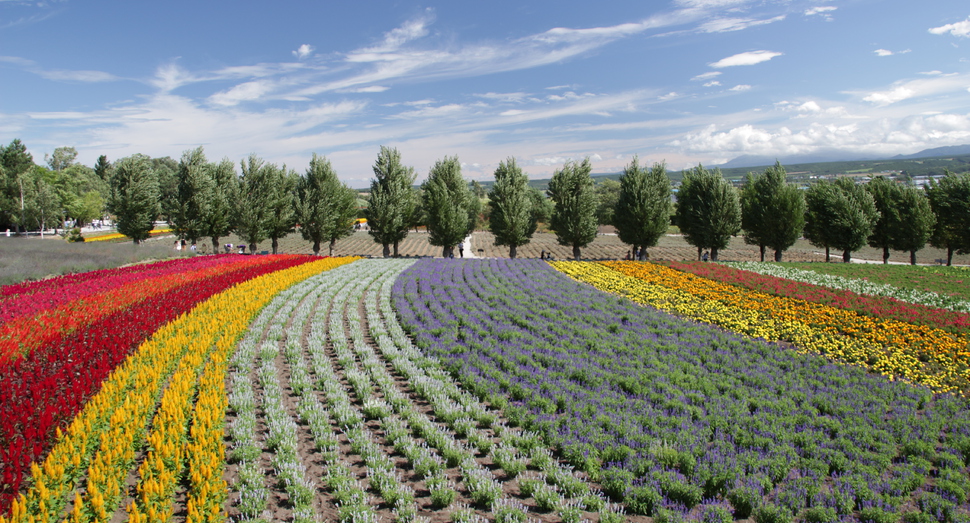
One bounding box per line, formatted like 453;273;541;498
782;262;970;300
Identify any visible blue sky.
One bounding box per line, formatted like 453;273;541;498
1;0;968;187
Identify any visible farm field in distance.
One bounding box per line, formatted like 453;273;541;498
1;251;969;523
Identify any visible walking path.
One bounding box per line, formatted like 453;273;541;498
460;234;478;258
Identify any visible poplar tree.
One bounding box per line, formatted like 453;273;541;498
926;170;970;265
107;154;159;245
236;154;271;253
675;164;741;261
488;157;536;258
548;157;598;259
263;165;297;254
423;155;473;258
365;146;417;257
297;153;358;256
740;162;805;262
169;147;214;245
804;181;838;262
866;176;902;264
613;157;671;259
892;184;935;265
805;178;878;263
202;158;239;252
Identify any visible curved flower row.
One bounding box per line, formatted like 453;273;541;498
723;261;970;314
670;261;970;334
0;256;357;522
556;261;969;395
0;255;240;326
83;228;172;243
0;255;318;512
0;255;284;362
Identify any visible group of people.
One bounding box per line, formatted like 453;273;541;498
174;240;197;252
224;243;247;254
625;247;649;261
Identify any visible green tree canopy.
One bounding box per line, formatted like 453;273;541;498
891;183;935;265
740;162;805;262
423;155;474;258
297;153;358;256
107;154;160;245
365;146;417;257
594;178;621;226
805;178;879;263
168;147;215;245
488;157;536;258
675;164;741;261
46;146;78;172
548;157;598;259
202;158;240;252
926;169;970;265
613;157;671;259
866;176;902;264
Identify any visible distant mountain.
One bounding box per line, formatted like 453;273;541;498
893;144;970;159
719;151;880;169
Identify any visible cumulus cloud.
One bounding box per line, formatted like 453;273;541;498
292;44;314;60
874;49;894;57
863;86;916;104
710;50;782;68
704;81;721;87
729;84;751;91
929;17;970;38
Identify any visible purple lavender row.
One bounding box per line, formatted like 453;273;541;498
391;258;970;523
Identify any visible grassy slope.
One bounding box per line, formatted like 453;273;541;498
782;262;970;300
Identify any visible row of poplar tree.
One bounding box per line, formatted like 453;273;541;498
4;135;970;264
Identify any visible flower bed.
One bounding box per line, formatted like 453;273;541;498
394;259;970;522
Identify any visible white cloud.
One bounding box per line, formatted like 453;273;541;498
698;15;785;33
476;92;530;103
691;71;721;81
208;80;276;106
729;84;751;91
151;63;198;92
292;44;314;60
36;69;118;82
710;50;782;68
659;92;680;101
875;49;893;57
929;17;970;38
500;109;527;116
704;81;722;87
863;86;916;104
805;6;837;16
920;70;944;75
349;86;389;93
859;74;970;105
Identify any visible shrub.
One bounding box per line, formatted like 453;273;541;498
752;504;793;523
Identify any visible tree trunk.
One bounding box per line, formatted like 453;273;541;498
394;240;400;257
312;240;321;256
759;245;766;262
442;246;450;258
910;250;917;265
382;243;391;258
697;246;703;261
573;244;581;260
329;239;336;257
211;237;220;253
711;247;719;261
948;246;954;266
249;243;256;254
133;238;140;246
883;246;890;264
509;244;517;259
843;250;851;263
774;249;783;262
825;246;830;262
272;238;279;254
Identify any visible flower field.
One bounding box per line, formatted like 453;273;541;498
2;257;969;523
83;228;172;243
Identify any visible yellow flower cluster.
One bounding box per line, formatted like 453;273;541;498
84;228;172;243
551;261;969;395
2;256;358;523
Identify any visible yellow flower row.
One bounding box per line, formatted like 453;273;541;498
3;256;358;523
551;261;967;395
84;228;172;243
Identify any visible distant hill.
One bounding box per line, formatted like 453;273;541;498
893;144;970;159
719;151;881;169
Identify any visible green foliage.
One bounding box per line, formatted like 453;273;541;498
613;157;672;256
423;155;474;256
675;164;741;260
927;169;970;265
805;178;879;262
752;503;793;523
168;147;214;243
548;157;598;259
94;155;111;181
488;157;536;258
65;227;84;243
741;162;805;261
45;146;77;172
595;178;621;225
365;146;417;257
107;154;160;244
297;154;358;256
202;158;239;250
235;155;294;253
